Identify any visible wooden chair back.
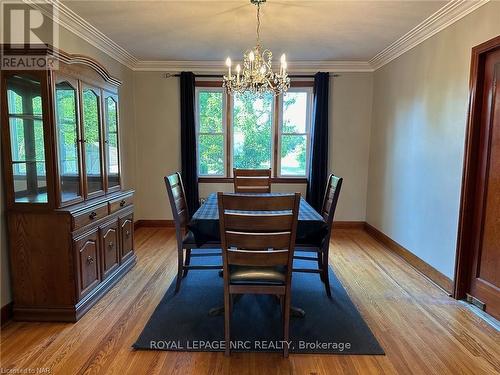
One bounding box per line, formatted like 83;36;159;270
164;172;189;244
233;168;272;193
218;193;300;269
320;174;343;234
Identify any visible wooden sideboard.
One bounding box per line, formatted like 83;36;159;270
1;46;136;321
8;190;136;321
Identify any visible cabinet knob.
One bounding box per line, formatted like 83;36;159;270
126;230;130;237
86;255;94;264
89;211;97;219
108;241;114;249
120;200;126;207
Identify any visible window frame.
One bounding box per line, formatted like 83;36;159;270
195;80;313;182
195;86;227;177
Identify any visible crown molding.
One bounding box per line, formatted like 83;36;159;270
24;0;138;69
133;60;374;73
23;0;490;73
369;0;490;70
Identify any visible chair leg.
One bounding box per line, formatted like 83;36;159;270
318;252;325;282
175;247;183;294
183;249;192;278
283;291;291;358
224;291;231;356
322;251;332;298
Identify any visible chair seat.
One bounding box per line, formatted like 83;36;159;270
229;265;286;284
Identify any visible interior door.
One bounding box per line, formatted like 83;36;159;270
468;46;500;320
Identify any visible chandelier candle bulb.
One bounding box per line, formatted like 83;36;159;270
226;57;232;78
236;64;241;84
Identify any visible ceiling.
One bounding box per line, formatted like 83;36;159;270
62;0;448;62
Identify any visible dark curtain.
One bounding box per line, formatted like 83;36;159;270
180;72;199;216
306;72;330;212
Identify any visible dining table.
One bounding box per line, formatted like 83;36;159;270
187;192;329;318
188;192;328;246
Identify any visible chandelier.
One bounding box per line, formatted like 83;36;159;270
223;0;290;96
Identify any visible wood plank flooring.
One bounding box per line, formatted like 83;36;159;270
1;228;499;375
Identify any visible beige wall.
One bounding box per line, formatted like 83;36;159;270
366;1;500;279
331;73;373;221
133;73;180;220
134;74;373;222
0;25;137;307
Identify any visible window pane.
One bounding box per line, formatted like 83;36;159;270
13;162;47;203
106;97;118;132
55;81;81;202
9;118;47;203
106;96;120;188
199;134;224;176
7;75;43;116
82;88;103;194
281;134;307;176
199;91;223;133
283;92;308;133
233;92;273;169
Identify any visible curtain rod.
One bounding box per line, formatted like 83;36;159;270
164;73;340;78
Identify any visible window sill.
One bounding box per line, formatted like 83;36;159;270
198;177;307;184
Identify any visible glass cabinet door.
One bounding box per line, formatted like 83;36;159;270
6;74;48;203
54;78;82;204
81;86;104;197
104;93;120;190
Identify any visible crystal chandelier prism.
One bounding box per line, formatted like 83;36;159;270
223;0;290;96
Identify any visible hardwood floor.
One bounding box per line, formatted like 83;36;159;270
1;228;499;375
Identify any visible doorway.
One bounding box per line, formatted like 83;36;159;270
454;35;500;321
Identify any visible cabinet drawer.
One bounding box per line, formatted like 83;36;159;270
100;220;120;279
109;194;134;214
74;229;100;299
73;203;108;230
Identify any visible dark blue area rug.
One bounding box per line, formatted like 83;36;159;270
133;253;384;355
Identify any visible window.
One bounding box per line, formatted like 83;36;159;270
233;91;274;169
196;89;226;176
279;88;312;176
195;83;313;179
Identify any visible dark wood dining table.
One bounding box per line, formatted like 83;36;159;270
188;192;328;246
187;192;328;318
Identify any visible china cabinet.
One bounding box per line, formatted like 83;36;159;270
1;46;135;321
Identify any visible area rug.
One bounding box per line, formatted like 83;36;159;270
133;253;384;355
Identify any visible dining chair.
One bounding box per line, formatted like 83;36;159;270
233;168;272;193
293;174;343;297
218;192;300;357
164;172;222;293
